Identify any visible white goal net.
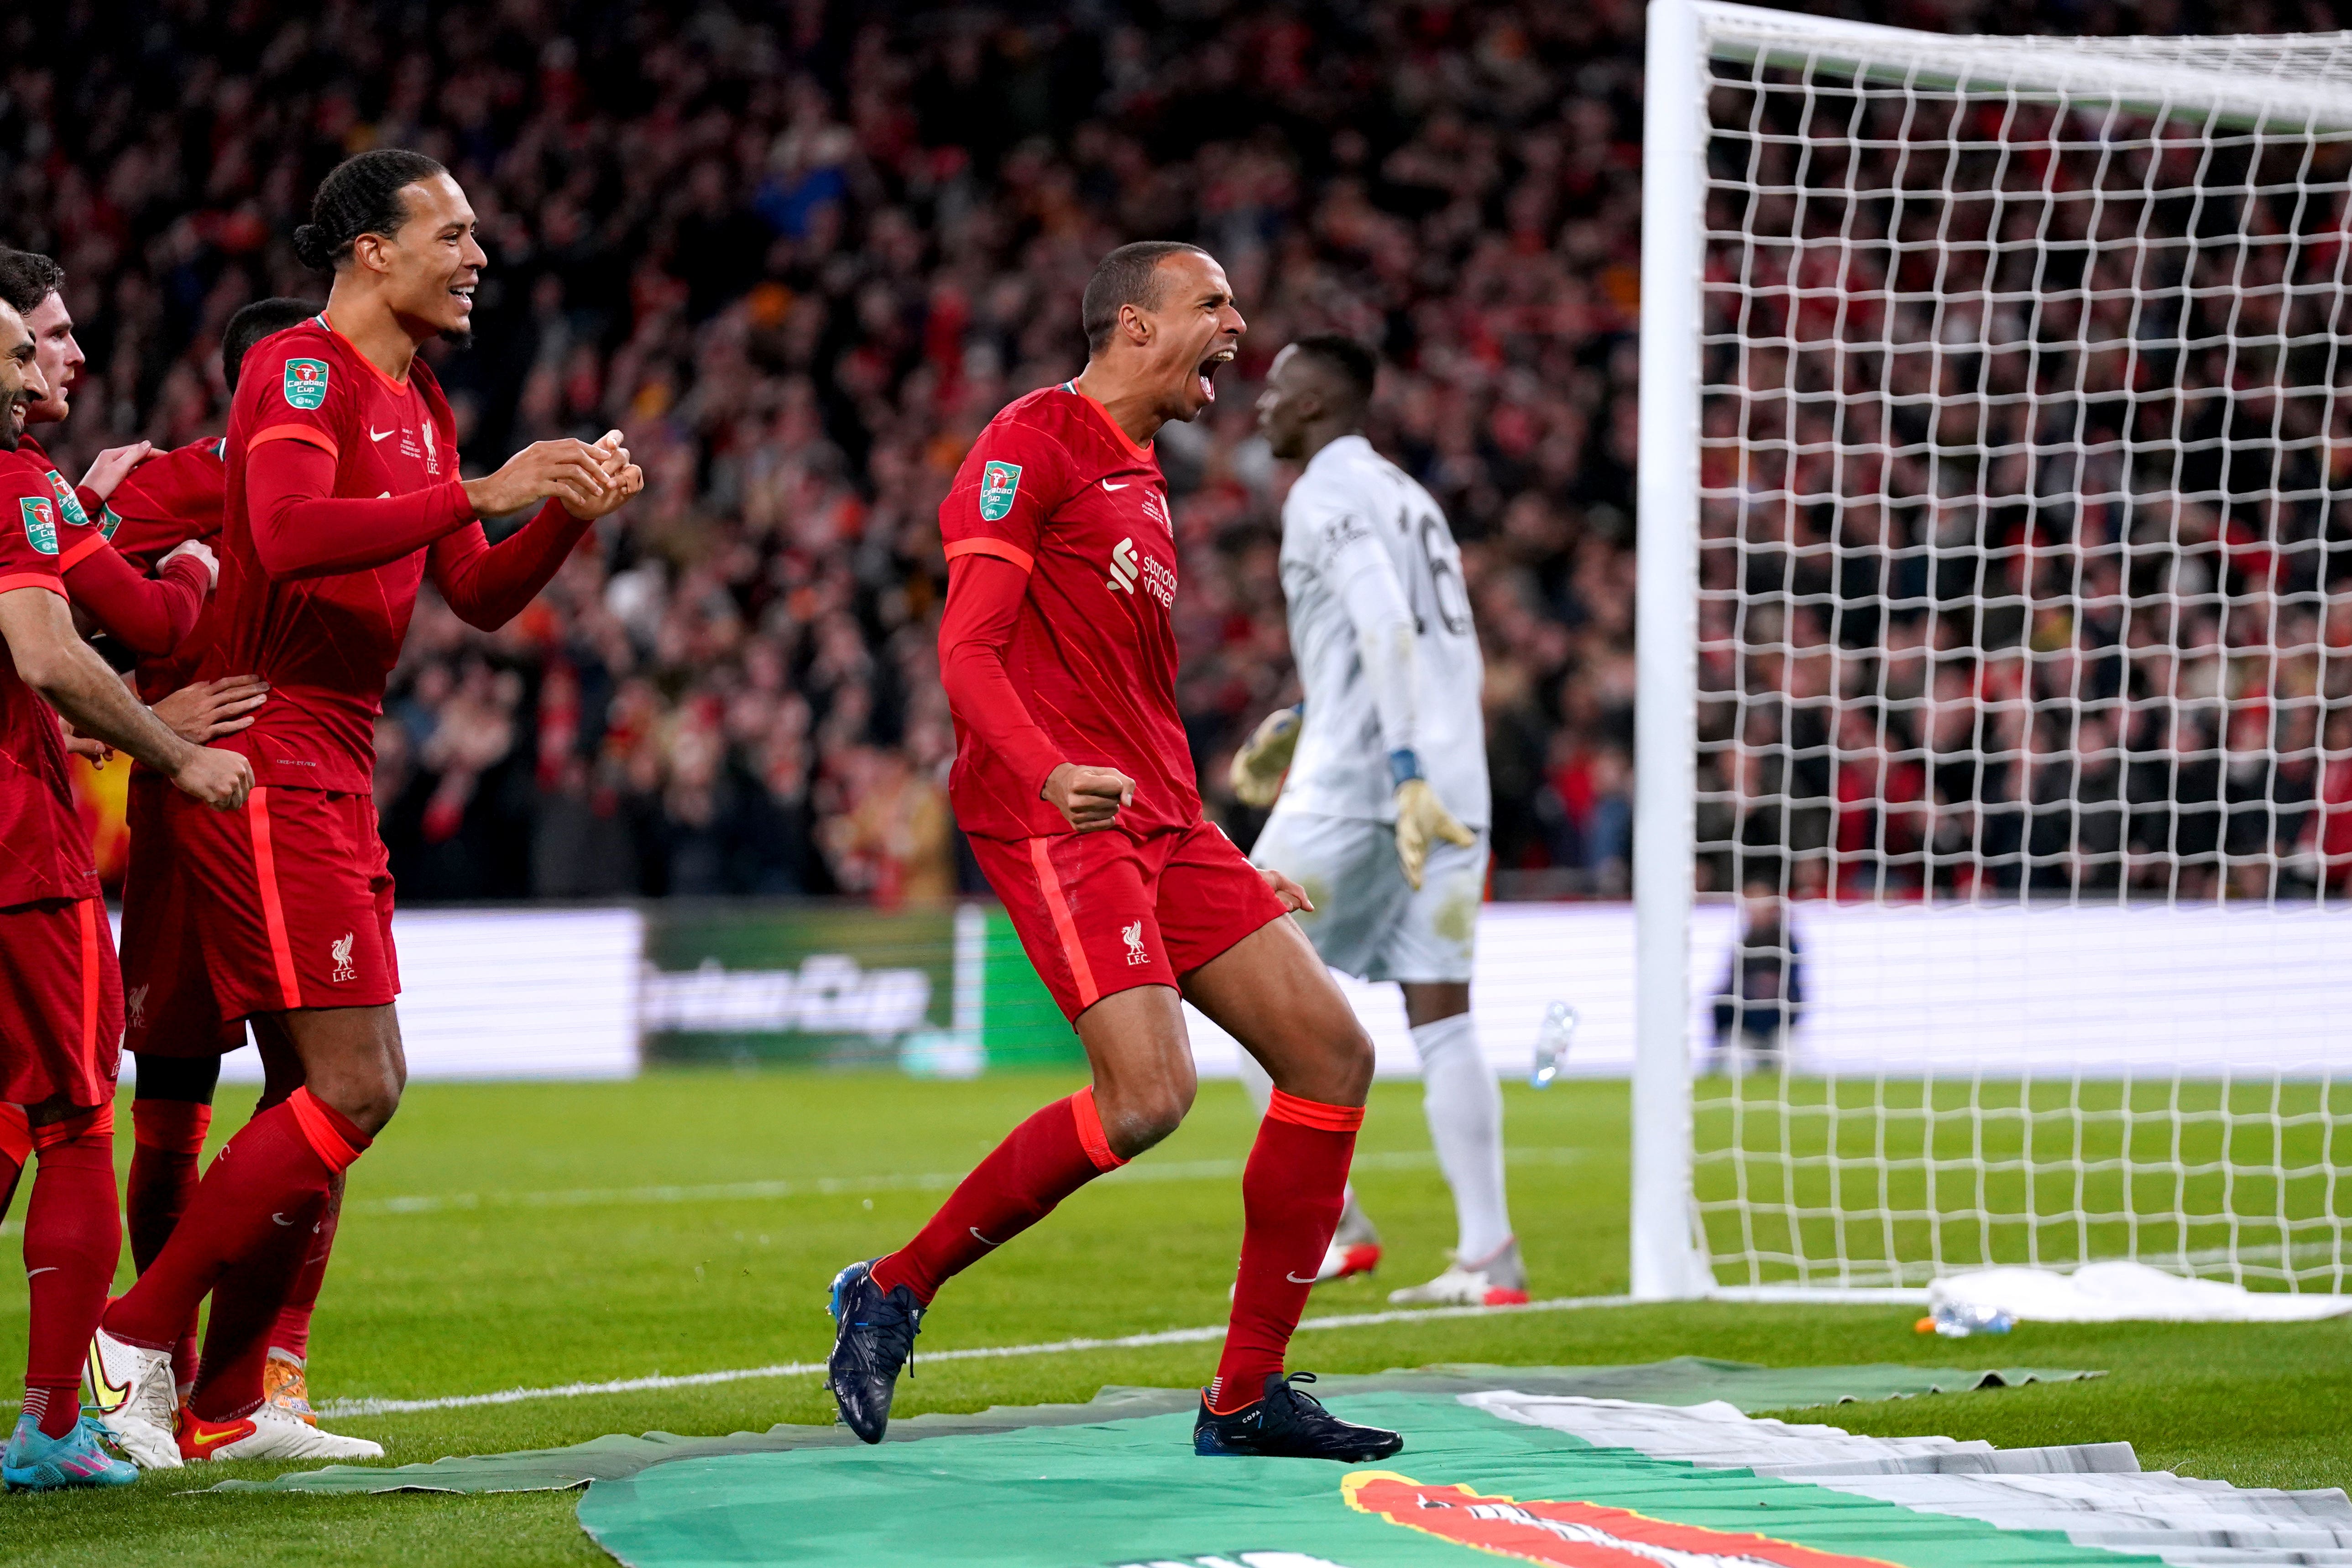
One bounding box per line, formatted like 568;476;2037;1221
1634;0;2352;1297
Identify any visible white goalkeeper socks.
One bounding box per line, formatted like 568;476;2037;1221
1242;1011;1510;1261
1411;1011;1513;1265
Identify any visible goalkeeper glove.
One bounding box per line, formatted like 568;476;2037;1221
1390;751;1474;891
1229;704;1302;807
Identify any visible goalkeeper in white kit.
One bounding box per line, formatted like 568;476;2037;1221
1232;335;1524;1307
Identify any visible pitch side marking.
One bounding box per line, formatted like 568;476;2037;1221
0;1149;1596;1239
308;1293;1641;1417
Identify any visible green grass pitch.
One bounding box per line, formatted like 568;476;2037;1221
0;1071;2348;1565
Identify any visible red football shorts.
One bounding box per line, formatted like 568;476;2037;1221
161;783;399;1019
972;818;1289;1024
118;773;244;1056
0;895;123;1108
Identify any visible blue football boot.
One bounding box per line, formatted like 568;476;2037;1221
3;1411;139;1490
825;1260;923;1443
1193;1372;1404;1461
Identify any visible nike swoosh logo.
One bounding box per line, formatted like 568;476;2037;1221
85;1341;129;1411
271;1213;296;1226
25;1266;56;1278
1286;1271;1320;1284
970;1228;1004;1247
189;1424;246;1448
1102;480;1129;491
370;427;395;441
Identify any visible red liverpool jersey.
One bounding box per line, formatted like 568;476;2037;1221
105;437;225;570
107;438;227;702
205;316;466;792
2;437;102;571
938;383;1198;841
0;464;98;906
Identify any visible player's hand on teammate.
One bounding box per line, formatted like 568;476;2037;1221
1042;762;1134;832
154;674;268;744
1229;705;1301;807
169;744;253;810
1393;776;1474;891
463;430;640;521
1258;865;1315;914
78;441;154;503
159;538;220;589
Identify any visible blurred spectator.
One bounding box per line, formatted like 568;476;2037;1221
1710;882;1804;1071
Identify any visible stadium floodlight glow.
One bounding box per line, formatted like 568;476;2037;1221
1635;0;2352;1301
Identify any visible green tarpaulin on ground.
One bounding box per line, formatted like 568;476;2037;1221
574;1391;2157;1568
205;1359;2099;1496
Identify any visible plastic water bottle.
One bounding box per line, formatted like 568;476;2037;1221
1530;1003;1578;1088
1928;1301;2015;1337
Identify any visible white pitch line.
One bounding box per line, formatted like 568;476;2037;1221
335;1146;1594;1221
0;1145;1594;1239
316;1293;1639;1418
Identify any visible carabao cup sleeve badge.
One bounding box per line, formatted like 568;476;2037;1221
18;497;56;555
283;358;330;410
978;460;1023;523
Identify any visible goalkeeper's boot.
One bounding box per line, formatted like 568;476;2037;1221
826;1260;923;1444
1194;1373;1403;1461
1316;1194;1382;1283
83;1326;182;1469
263;1350;318;1426
2;1412;137;1490
178;1405;382;1463
1387;1238;1530;1307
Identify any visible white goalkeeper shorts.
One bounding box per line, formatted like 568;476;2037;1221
1249;809;1487;984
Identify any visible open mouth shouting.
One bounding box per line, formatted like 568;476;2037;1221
1197;343;1236;404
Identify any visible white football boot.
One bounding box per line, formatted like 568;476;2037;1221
82;1327;183;1469
179;1403;383;1462
1387;1238;1531;1307
1315;1193;1383;1282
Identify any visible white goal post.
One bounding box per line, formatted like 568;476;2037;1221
1634;0;2352;1300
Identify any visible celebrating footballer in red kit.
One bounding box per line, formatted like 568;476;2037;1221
0;275;254;1490
83;148;643;1470
825;242;1404;1463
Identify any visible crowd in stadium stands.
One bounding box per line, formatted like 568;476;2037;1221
1693;20;2352;907
6;0;2343;906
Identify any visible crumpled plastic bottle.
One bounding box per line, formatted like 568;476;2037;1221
1928;1301;2016;1337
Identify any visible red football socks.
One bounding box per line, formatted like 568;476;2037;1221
187;1187;322;1422
24;1107;122;1437
1207;1089;1362;1415
271;1169;344;1363
0;1103;29;1228
127;1098;213;1390
104;1089;369;1354
870;1089;1125;1305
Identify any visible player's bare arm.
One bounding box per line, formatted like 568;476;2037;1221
0;585;249;808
